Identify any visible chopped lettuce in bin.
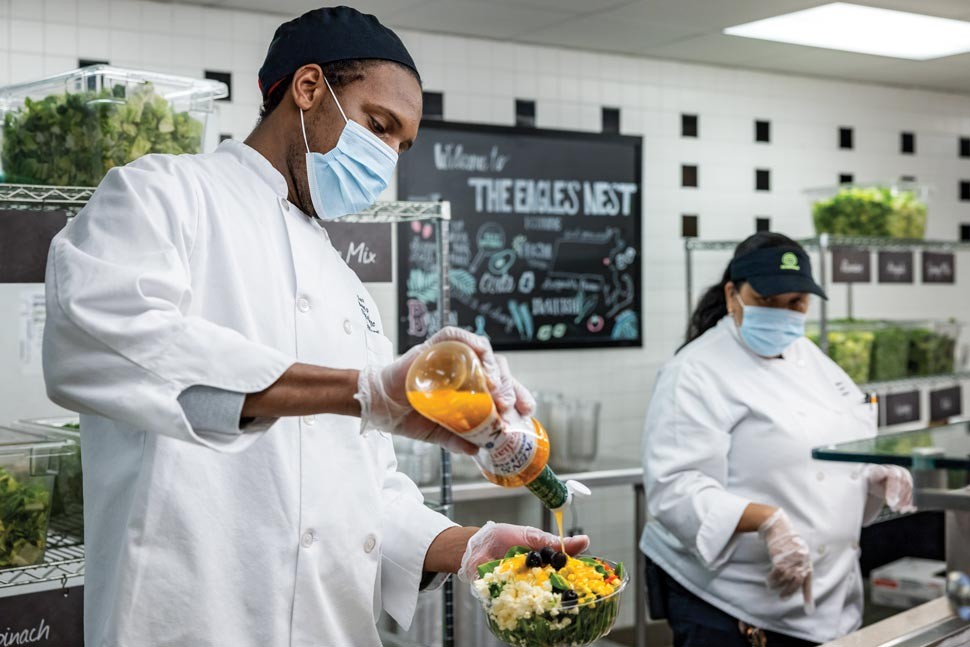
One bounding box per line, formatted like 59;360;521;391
2;83;203;187
0;467;51;568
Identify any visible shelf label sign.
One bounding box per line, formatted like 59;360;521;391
324;222;392;283
929;385;962;421
922;252;955;284
877;251;914;284
832;249;871;283
884;390;920;426
0;585;83;646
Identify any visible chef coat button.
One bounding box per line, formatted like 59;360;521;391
280;197;290;211
818;544;827;556
816;471;825;481
363;535;377;553
297;297;311;313
301;531;314;548
302;415;315;426
343;319;353;335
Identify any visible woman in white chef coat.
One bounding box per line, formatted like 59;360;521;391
640;232;916;647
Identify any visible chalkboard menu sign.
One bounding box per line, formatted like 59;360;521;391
396;121;642;351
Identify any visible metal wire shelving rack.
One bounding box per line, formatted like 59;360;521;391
1;184;458;646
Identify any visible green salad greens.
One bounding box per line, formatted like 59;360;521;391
0;467;51;568
909;329;956;376
2;83;203;186
481;596;623;647
812;186;926;238
810;330;875;384
870;326;910;382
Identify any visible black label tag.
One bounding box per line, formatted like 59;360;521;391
878;251;914;284
0;586;83;645
922;252;955;284
929;385;962;421
884;391;921;426
832;249;871;283
325;222;393;283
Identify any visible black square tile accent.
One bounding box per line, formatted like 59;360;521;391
961;180;970;201
422;91;443;120
219;133;232;142
80;59;110;91
681;113;698;138
839;126;853;150
681;164;698;188
961;137;970;158
756;217;771;232
602;107;620;134
515;99;536;128
681;214;698;238
901;131;915;154
204;70;232;102
755;119;770;143
839;173;854;184
960;224;970;242
901;175;916;183
755;168;771;191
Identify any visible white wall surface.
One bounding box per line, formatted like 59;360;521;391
2;0;970;635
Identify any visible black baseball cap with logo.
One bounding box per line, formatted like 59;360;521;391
729;247;828;299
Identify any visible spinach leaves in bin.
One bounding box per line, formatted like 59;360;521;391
871;327;910;382
2;83;203;187
0;467;51;568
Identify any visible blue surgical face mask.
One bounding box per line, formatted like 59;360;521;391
300;78;398;220
735;294;806;357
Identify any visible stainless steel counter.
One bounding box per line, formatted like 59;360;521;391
822;597;968;647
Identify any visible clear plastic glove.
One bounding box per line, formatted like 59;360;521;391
458;521;590;582
866;464;917;513
758;509;814;612
355;327;534;452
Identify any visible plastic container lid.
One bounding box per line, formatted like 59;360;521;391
0;424;73;457
0;64;228;108
12;416;80;440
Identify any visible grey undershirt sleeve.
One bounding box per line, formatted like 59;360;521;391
177;385;277;435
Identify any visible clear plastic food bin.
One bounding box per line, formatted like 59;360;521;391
13;416;82;537
804;181;929;239
0;424;73;569
0;65;228;187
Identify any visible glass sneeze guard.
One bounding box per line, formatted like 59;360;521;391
812;421;970;471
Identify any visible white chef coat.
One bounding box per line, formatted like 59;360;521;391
639;316;880;644
42;140;455;647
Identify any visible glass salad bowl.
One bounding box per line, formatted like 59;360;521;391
471;547;628;647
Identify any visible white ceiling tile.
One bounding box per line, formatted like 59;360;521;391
385;0;574;39
521;14;704;54
597;0;821;31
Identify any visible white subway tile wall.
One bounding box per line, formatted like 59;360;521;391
3;0;970;631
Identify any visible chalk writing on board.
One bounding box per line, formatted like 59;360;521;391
397;121;642;351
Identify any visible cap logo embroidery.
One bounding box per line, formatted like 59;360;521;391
780;252;800;271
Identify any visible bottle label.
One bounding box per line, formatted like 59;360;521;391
461;410;505;448
526;466;569;510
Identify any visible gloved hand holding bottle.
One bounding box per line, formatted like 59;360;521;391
758;508;815;613
355;327;534;452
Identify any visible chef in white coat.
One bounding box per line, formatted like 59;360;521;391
640;232;915;647
42;7;587;647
